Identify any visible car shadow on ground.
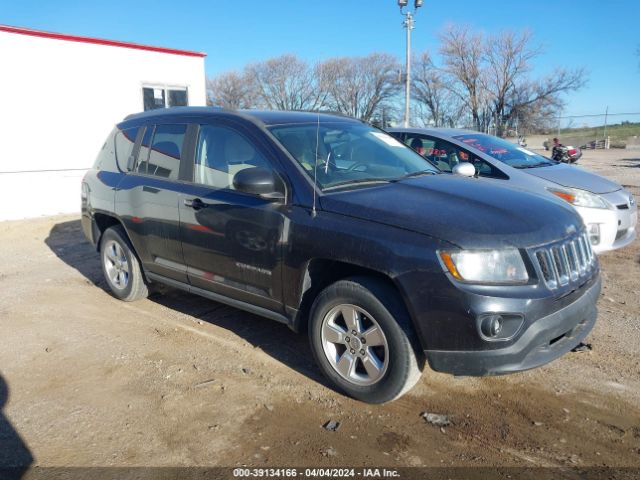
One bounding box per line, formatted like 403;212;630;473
614;158;640;168
44;220;330;389
0;374;33;479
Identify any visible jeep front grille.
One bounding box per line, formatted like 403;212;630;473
534;232;595;289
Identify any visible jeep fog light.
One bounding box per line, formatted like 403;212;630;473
587;223;600;245
481;315;503;337
479;314;524;341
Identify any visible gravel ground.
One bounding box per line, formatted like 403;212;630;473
0;149;638;476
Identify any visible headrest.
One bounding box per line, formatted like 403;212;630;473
225;134;255;164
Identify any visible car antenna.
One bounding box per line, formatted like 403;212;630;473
312;112;320;218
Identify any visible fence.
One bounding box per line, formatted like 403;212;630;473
521;112;640;151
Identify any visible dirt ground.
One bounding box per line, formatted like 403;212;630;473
0;149;639;477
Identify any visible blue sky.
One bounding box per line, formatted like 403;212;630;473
3;0;639;118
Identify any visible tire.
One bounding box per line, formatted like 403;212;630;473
100;225;148;302
308;276;424;404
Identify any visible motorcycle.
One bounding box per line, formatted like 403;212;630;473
552;144;582;164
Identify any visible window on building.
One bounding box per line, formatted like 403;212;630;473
142;86;188;111
168;89;188;107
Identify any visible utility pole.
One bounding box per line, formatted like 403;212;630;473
603;106;609;149
398;0;423;128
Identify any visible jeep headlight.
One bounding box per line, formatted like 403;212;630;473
548;187;609;209
439;249;529;284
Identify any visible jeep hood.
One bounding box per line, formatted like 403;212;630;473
319;175;583;250
525;163;620;194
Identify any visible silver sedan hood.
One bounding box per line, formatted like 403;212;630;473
526;163;620;194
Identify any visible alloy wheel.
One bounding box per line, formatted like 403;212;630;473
103;240;129;290
320;304;389;386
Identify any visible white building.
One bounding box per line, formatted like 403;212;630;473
0;25;207;220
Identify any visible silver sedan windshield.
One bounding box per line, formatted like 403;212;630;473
454;133;556;169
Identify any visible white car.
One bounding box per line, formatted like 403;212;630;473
388;128;637;253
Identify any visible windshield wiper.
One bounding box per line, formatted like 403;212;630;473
323;178;391;191
397;170;439;180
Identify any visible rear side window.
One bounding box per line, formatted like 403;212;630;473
135;127;154;175
115;127;139;171
146;124;187;179
93;128;118;172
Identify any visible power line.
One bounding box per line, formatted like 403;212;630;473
554;112;640;119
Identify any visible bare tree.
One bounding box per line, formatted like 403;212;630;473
245;54;328;111
412;52;463;127
439;24;586;135
208;26;587;134
206;71;256;109
438;25;487;131
320;53;400;122
484;30;537;135
484;30;585;136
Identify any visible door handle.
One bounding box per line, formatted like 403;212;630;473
184;198;206;210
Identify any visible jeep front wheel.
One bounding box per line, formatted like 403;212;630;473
309;277;424;404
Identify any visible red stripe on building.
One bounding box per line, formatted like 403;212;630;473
0;24;206;58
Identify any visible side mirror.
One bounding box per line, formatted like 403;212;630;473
452;162;476;177
233;167;284;200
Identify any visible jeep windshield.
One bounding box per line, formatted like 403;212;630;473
269;122;438;191
453;133;556;169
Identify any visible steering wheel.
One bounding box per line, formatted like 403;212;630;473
346;162;369;172
314;152;339;174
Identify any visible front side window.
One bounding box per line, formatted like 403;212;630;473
453;134;555;169
270;123;437;191
194;125;271;190
404;134;436;158
417;136;467;173
419;136;507;179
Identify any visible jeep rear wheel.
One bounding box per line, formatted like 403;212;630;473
100;225;148;302
309;277;424;404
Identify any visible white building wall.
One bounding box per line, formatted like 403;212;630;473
0;29;206;220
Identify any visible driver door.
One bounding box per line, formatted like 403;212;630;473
178;122;286;312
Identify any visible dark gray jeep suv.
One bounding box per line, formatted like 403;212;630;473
81;108;600;403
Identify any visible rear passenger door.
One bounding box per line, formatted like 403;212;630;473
178;121;286;312
115;123;189;283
